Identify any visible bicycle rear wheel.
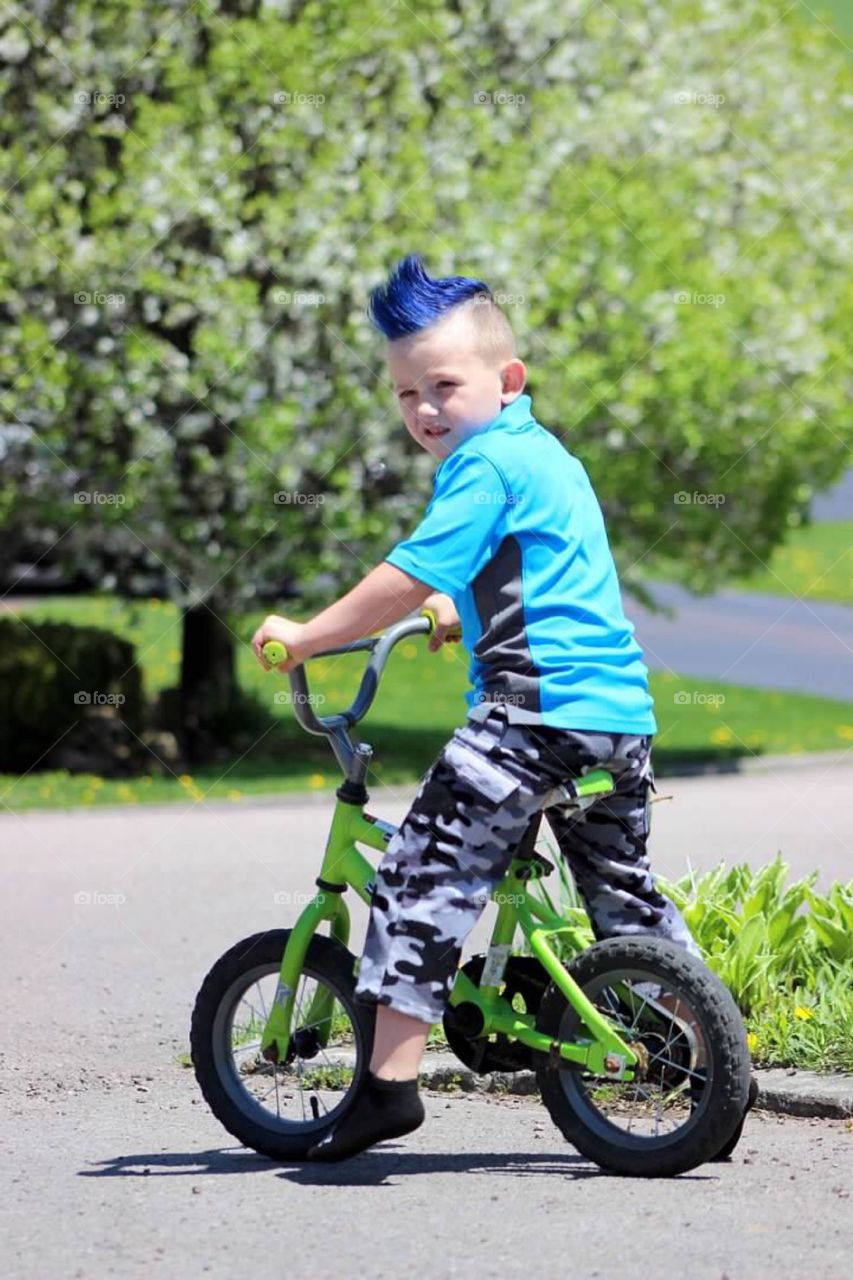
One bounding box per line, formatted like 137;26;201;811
191;930;375;1161
535;937;751;1176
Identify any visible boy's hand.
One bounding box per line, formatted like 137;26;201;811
422;592;462;652
251;614;309;673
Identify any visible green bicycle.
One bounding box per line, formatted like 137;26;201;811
190;613;751;1176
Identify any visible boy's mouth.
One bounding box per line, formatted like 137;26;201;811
424;426;450;439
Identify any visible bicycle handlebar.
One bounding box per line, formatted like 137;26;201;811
262;611;461;738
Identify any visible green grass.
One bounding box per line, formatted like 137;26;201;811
799;0;853;39
732;520;853;604
3;594;853;812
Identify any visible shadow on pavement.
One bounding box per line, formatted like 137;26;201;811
79;1146;711;1184
79;1147;276;1177
278;1149;712;1186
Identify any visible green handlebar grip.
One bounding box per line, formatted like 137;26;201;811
420;608;462;643
262;639;289;667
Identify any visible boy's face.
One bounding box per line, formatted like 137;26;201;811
387;310;526;461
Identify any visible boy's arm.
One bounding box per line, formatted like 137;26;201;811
251;562;434;669
302;562;433;652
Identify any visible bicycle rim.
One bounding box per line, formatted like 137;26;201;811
211;960;366;1137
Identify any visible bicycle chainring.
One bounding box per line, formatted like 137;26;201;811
442;954;549;1074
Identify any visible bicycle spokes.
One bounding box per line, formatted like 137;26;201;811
229;970;358;1130
564;974;708;1139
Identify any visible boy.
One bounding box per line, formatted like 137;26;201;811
251;254;702;1161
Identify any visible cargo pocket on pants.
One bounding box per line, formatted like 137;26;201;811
442;737;522;809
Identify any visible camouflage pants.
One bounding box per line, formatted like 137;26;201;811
354;703;699;1025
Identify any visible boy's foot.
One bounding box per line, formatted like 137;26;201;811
307;1072;425;1162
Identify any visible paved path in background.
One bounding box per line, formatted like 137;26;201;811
626;581;853;701
811;468;853;522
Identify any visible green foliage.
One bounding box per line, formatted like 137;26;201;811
661;858;853;1070
0;615;142;771
533;848;853;1070
0;0;851;617
659;857;853;1004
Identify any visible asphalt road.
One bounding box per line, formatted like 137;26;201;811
3;770;852;1280
811;468;853;522
2;1076;850;1280
626;582;853;701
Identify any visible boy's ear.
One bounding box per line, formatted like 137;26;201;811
500;358;527;402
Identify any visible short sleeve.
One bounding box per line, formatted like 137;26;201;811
384;449;507;595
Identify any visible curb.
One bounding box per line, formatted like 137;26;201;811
654;749;853;779
417;1055;853;1120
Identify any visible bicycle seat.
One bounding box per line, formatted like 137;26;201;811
541;768;615;811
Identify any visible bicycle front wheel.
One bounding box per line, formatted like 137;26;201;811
190;930;375;1161
535;937;751;1176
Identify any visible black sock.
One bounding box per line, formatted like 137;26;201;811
307;1071;425;1162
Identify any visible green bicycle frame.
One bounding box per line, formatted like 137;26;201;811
259;769;639;1082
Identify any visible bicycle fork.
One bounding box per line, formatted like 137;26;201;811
258;798;386;1065
259;890;351;1065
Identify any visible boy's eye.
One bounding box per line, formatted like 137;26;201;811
397;382;455;399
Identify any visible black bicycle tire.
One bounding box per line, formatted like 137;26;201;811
190;929;375;1161
535;937;751;1177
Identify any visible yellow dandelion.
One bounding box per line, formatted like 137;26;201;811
710;727;735;745
178;774;194;786
149;599;161;609
309;773;326;788
794;1006;814;1021
227;789;243;801
401;643;418;660
746;1031;758;1054
90;776;104;789
168;650;180;662
116;784;133;801
835;725;853;741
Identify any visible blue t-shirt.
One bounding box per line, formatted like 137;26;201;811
385;393;657;734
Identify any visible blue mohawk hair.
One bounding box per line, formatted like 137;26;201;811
367;254;492;341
